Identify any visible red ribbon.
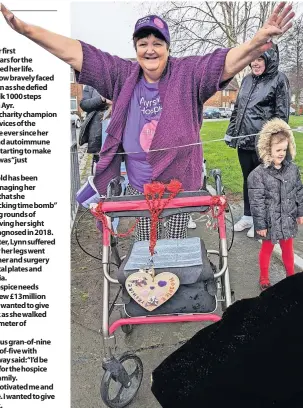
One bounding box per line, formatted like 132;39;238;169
144;180;183;256
92;201;138;238
92;183;226;254
209;195;227;218
91;180;183;251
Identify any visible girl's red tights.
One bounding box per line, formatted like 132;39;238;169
259;238;294;284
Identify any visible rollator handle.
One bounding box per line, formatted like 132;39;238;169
209;169;223;196
209;169;221;178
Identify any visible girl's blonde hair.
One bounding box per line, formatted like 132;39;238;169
257;118;296;167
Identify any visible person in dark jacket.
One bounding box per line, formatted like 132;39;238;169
224;46;291;238
79;85;108;159
151;272;303;408
248;119;303;290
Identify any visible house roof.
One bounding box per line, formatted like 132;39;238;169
225;77;239;91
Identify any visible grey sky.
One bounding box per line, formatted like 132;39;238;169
71;1;303;58
71;2;147;58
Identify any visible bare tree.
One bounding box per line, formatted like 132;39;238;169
280;15;303;114
143;1;277;84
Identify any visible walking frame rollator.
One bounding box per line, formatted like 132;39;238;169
90;169;233;408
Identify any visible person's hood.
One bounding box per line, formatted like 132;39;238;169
257;118;296;167
252;45;279;78
262;45;279;76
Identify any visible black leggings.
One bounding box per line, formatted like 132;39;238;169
237;148;260;216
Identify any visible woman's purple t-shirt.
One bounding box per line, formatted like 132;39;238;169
122;77;162;192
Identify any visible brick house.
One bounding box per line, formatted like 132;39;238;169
204;78;239;109
291;93;303;115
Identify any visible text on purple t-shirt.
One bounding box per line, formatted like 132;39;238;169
122;77;162;192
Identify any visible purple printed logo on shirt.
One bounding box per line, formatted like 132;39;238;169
139;96;162;117
139;95;162;151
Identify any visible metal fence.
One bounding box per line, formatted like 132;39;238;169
70;123;80;230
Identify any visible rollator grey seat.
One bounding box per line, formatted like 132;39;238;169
117;237;217;316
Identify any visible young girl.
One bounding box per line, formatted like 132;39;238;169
248;118;303;291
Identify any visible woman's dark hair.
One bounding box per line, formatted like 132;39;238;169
133;28;169;50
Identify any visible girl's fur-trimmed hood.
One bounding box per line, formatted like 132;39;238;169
257;118;296;167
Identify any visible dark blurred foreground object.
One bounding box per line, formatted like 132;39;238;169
152;272;303;408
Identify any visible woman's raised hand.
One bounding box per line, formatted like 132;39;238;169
1;3;28;35
252;2;295;53
1;3;83;71
264;2;294;35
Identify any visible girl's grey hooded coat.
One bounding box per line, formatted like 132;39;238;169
248;119;303;243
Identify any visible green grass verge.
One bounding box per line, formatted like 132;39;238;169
201;116;303;193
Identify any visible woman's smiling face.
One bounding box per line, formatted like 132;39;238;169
251;57;266;76
136;34;169;83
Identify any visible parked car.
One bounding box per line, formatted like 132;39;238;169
203;107;221;119
71;112;81;128
290;107;295;115
218;107;233;118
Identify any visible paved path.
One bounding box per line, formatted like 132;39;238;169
71;202;299;408
71;146;302;408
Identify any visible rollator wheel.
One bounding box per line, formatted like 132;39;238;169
100;353;143;408
120;310;133;335
121;324;133;335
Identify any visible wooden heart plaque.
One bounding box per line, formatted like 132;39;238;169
125;271;180;311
